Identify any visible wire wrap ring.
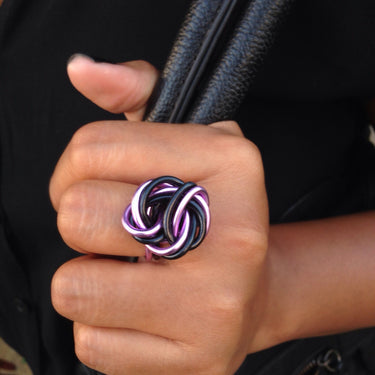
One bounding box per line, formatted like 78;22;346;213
122;176;210;260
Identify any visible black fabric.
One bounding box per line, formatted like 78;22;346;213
243;0;375;222
0;0;374;374
0;1;191;373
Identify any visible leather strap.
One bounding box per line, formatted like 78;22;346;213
145;0;295;124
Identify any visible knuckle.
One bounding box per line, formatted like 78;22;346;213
231;137;262;169
131;59;158;75
232;228;268;265
57;182;93;251
214;133;263;170
70;122;104;146
67;141;93;178
211;292;245;322
202;286;247;330
106;95;129;113
67;123;113;179
210;120;243;136
74;325;99;369
51;262;83;317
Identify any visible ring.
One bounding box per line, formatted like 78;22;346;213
122;176;210;260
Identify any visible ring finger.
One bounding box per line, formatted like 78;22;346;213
57;180;144;256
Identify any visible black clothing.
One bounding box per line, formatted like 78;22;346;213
0;0;374;374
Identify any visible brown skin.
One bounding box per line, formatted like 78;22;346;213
50;55;375;374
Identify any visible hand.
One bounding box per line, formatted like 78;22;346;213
50;55;272;375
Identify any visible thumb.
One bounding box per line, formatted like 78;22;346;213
67;54;159;121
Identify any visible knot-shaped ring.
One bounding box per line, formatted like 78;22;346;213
122;176;210;260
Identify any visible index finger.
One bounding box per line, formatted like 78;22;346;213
49;121;248;208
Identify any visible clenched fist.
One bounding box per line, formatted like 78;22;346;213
49;55;273;375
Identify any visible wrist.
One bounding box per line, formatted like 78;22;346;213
252;230;296;354
252;212;375;353
245;225;295;354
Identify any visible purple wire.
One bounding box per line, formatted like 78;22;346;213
122;177;210;260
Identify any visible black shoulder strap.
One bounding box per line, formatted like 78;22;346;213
145;0;294;124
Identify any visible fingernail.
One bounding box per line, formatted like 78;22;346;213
67;53;95;66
